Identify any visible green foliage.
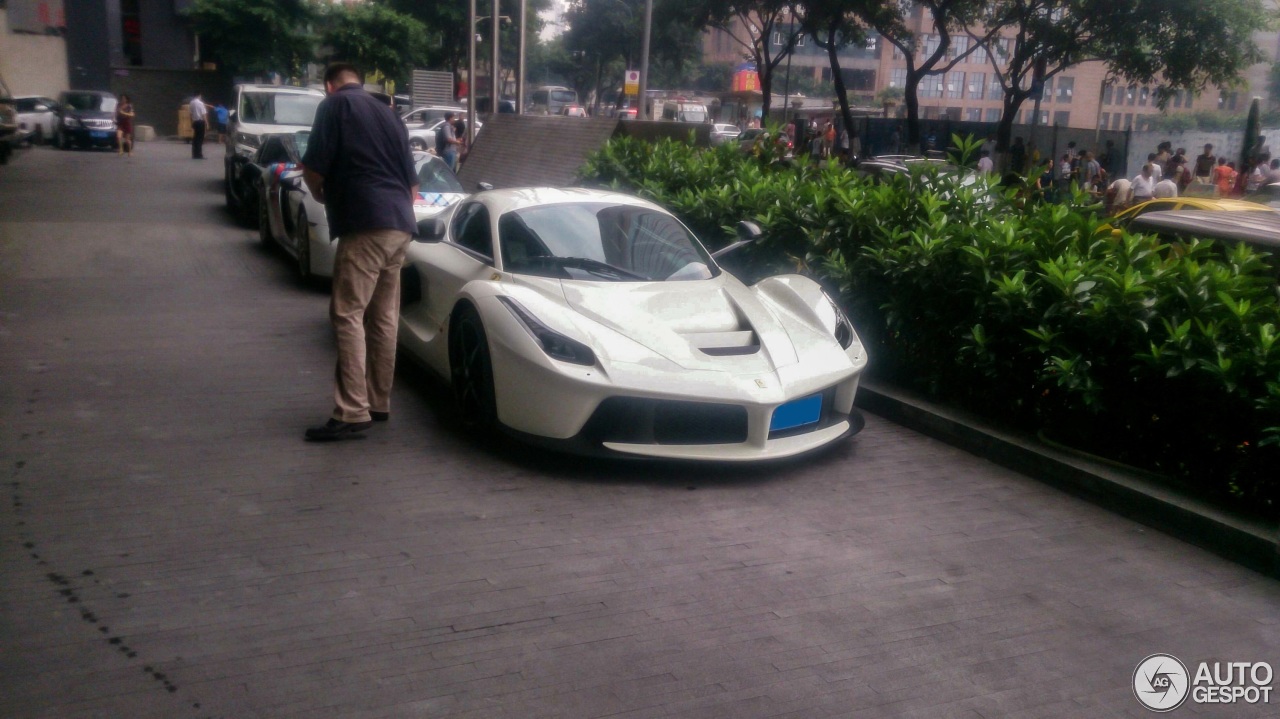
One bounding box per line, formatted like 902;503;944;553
580;135;1280;517
320;3;430;87
184;0;315;78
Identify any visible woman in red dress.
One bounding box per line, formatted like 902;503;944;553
115;94;135;157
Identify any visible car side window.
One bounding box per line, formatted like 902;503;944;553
451;203;493;261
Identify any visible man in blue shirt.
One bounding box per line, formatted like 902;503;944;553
301;63;419;441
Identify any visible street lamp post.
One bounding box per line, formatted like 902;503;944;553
517;0;527;114
637;0;652;119
491;0;500;115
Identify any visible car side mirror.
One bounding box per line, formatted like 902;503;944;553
736;220;763;241
228;110;237;122
477;181;494;191
415;217;446;242
712;221;764;261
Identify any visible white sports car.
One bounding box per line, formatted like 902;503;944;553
398;188;868;461
253;131;467;279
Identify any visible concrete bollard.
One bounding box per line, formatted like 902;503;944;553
134;125;156;142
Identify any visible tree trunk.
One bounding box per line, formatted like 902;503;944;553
759;56;773;120
825;22;855;150
904;70;923;151
593;56;603;116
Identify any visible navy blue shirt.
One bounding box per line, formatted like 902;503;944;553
301;84;417;239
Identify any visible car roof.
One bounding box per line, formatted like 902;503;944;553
1127;209;1280;250
475;187;660;216
237;84;323;95
61;90;114;97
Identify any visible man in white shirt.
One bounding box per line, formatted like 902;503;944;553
1153;177;1178;198
1106;178;1133;212
188;92;207;159
1131;164;1156;203
977;149;994;174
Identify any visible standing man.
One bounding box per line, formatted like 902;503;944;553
440;111;461;171
1193;143;1216;184
301;63;419;442
188;92;207;159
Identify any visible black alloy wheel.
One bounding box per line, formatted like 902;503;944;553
294;208;312;280
449;306;497;428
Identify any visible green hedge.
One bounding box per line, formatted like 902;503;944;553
579;136;1280;518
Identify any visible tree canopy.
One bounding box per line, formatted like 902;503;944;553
184;0;315;79
320;3;430;88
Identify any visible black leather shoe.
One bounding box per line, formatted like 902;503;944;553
305;418;373;442
370;411;389;422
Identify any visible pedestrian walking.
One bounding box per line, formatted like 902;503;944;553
115;94;135;157
189;92;207;159
300;63;419;442
977;150;994;175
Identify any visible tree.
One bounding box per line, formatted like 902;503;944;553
184;0;315;79
864;0;996;151
682;0;803;117
795;0;869;147
320;3;430;88
977;0;1271;153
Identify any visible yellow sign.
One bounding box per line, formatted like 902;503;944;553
624;70;640;96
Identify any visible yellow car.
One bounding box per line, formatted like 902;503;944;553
1101;197;1273;234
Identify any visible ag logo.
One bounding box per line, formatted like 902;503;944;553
1134;654;1190;712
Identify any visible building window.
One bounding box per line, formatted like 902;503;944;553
1057;76;1073;104
995;38;1012;64
966;108;982;121
1139;86;1150;106
968;72;985;100
893;43;903;59
989;78;1003;102
923;75;944;98
1103;84;1114;105
923;106;940;120
1053;110;1070;126
795;33;805;47
1173;90;1182;108
1111;113;1121;130
1126;85;1136;106
866;36;878;52
1100;112;1109;129
1124;113;1134;130
772;31;783;46
1219;91;1239;111
924;34;940;57
972;43;987;65
890;68;907;88
948;35;969;60
1041;77;1054;103
947;71;964;99
985;108;1001;122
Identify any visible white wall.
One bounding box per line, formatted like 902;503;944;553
0;9;70;97
1123;128;1280;180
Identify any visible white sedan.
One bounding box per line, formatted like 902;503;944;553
398;188;868;461
254;131;467;279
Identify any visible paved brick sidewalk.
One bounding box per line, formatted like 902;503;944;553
1;142;1277;718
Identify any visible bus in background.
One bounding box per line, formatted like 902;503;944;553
529;86;578;115
660;100;709;123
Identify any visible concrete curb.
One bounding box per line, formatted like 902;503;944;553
855;379;1280;578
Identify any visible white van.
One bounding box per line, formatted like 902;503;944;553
660;101;708;123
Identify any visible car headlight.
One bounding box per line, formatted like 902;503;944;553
62;116;80;128
823;293;858;350
498;297;597;366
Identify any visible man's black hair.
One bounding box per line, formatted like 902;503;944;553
324;62;361;86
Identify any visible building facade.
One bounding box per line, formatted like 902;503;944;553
702;9;1280;131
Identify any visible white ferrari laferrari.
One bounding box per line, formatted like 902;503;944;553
398;188;868;461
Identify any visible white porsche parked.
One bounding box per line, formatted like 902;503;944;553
398;187;868;461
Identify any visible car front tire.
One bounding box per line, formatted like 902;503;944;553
257;184;272;246
449;305;497;429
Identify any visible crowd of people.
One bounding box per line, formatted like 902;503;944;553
1101;138;1279;212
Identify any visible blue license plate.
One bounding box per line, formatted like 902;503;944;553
770;394;822;432
90;130;110;138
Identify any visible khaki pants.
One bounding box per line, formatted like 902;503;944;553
330;229;411;423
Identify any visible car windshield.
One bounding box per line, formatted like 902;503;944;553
64;92;116;113
551;90;576;104
681;108;708;123
239;92;322;125
499;202;717;282
417;158;464;193
293;131;310;157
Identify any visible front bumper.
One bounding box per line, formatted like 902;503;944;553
63;127;117;146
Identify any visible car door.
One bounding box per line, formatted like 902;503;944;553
256;136;292;242
402;201;501;372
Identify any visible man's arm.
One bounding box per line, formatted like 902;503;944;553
303;167;326;204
